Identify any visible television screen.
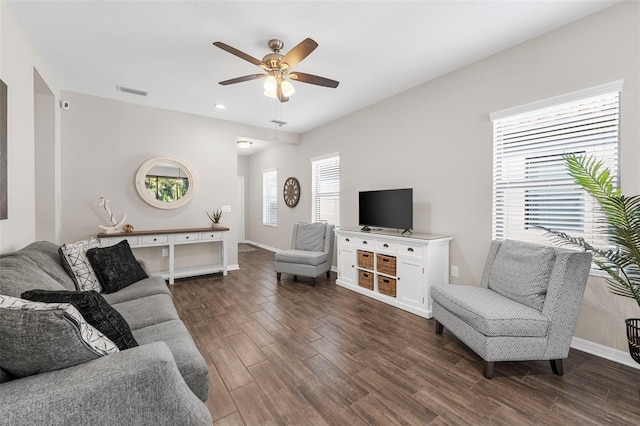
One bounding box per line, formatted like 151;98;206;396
359;188;413;231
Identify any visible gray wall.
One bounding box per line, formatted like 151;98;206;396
60;91;298;271
0;2;61;253
245;2;640;353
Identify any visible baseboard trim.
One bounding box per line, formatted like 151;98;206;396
243;240;280;253
571;336;640;370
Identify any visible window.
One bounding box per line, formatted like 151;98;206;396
262;169;277;226
491;81;621;249
311;154;340;226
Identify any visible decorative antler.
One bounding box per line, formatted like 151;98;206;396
98;196;127;234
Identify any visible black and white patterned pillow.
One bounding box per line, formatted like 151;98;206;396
0;294;118;377
59;238;102;292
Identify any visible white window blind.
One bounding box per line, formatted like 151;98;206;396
491;87;620;249
262;169;277;226
311;155;340;226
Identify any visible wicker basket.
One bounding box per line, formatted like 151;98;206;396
357;250;374;270
358;270;374;290
376;254;396;276
378;276;396;297
626;318;640;365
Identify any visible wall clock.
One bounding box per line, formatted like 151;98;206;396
283;177;300;207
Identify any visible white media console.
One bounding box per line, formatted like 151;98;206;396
335;228;452;318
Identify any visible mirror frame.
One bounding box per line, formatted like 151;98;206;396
135;156;197;210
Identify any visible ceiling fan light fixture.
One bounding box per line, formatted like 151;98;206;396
264;89;278;99
264;75;278;92
281;80;295;97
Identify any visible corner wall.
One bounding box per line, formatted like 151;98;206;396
245;2;640;356
0;1;60;253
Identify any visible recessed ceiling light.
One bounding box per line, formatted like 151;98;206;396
214;104;226;109
237;140;253;149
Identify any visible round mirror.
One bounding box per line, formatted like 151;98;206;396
135;156;197;209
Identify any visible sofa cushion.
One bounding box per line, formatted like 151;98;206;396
86;240;148;294
0;295;118;377
132;320;209;401
430;284;551;338
488;240;556;311
0;255;66;297
100;275;170;305
111;294;180;330
274;249;328;266
59;238;102;292
21;289;138;350
19;242;76;290
295;223;326;252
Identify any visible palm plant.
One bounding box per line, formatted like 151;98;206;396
539;153;640;308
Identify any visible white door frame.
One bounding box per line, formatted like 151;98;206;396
237;177;245;242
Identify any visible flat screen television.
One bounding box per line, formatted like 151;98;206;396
359;188;413;232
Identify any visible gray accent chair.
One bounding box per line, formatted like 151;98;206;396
430;239;592;379
275;222;335;285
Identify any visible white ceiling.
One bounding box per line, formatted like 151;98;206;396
9;1;619;141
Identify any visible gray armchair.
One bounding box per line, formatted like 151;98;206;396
430;239;592;379
274;222;335;286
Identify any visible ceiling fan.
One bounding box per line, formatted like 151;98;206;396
213;38;339;102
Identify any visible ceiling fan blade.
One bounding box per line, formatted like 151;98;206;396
213;42;266;69
218;74;266;85
281;38;318;69
277;83;289;103
289;72;339;88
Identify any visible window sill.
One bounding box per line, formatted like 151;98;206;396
263;223;278;228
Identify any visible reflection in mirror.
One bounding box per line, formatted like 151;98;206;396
145;164;189;202
135;157;196;209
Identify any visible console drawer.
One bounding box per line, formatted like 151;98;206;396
175;233;200;242
106;236;138;247
200;231;223;241
140;235;168;245
375;240;397;254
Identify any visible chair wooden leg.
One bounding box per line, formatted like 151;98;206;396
277;272;281;281
483;361;495;379
312;277;316;286
435;320;443;335
293;275;297;282
326;271;330;279
550;359;564;375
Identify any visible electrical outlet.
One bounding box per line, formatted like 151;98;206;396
162;248;168;257
451;265;459;277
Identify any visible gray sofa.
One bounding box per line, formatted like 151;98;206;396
0;241;212;426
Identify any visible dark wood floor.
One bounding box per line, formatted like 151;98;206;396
170;246;640;425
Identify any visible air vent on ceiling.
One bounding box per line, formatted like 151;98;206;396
116;85;148;97
270;119;287;127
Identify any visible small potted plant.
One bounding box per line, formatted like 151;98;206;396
541;154;640;365
206;209;223;228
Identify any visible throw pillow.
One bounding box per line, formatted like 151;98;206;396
59;238;102;292
21;289;138;350
488;240;556;311
0;295;118;378
86;240;148;294
295;222;327;252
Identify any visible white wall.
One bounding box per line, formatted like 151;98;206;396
0;1;60;253
245;2;640;354
59;91;298;271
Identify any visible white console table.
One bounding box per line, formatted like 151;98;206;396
335;228;452;318
97;227;228;284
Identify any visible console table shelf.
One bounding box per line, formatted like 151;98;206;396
335;228;452;318
97;227;229;284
